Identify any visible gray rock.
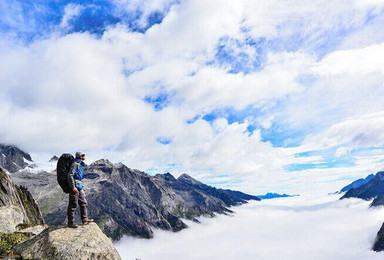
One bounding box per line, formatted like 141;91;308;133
13;222;121;260
17;224;49;236
0;205;24;233
373;222;384;252
0;167;44;231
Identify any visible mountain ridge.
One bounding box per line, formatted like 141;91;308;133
339;173;375;193
2;144;260;241
12;158;260;241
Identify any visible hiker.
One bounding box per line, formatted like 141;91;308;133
67;151;94;228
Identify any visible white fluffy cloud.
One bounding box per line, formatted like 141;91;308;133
114;195;384;260
304;111;384;150
1;0;384;194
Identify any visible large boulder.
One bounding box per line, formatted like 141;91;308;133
13;223;121;260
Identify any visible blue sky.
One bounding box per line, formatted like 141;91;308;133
1;0;384;194
0;0;174;40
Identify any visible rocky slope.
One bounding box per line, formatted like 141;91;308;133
0;144;32;173
340;171;384;206
13;223;121;260
373;223;384;252
0;166;46;257
0;167;44;233
12;159;260;241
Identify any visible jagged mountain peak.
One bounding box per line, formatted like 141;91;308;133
91;159;114;167
374;171;384;180
0;144;33;173
48;155;59;162
177;173;201;184
340;170;384;206
155;172;177;182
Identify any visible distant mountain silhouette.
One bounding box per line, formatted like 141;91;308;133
339;174;375;193
340;171;384;207
257;192;298;199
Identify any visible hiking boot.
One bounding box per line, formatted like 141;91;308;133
67;223;78;228
82;218;94;225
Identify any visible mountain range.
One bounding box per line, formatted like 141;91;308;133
2;144;260;241
338;171;384;252
340;171;384;207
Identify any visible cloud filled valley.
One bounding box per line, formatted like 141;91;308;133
115;195;384;260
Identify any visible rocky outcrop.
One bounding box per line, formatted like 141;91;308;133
0;205;25;234
0;144;32;173
17;224;48;236
0;167;44;233
13;223;121;260
373;223;384;252
12;159;259;240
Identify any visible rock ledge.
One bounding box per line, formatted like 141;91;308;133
13;223;121;260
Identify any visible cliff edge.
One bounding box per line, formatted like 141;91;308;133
0;167;44;233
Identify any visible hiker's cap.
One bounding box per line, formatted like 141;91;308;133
75;151;85;158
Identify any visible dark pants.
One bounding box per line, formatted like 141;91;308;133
67;189;88;224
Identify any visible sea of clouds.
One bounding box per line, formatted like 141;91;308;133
115;195;384;260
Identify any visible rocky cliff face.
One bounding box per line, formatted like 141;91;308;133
13;222;121;260
0;167;44;233
340;171;384;206
12;159;259;240
373;223;384;252
0;144;32;173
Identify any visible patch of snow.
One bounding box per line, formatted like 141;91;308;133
20;161;56;174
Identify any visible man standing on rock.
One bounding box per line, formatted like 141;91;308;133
67;151;94;228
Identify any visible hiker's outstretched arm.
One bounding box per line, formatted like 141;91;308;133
67;163;77;190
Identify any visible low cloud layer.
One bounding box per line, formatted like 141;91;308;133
115;195;384;260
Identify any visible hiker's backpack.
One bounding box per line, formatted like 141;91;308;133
57;153;74;193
